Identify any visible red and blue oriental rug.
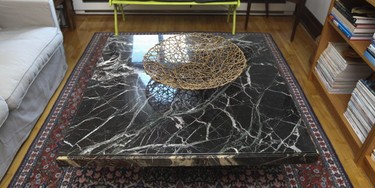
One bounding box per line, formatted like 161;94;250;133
9;32;352;187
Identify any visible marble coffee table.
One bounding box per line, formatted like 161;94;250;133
57;33;319;167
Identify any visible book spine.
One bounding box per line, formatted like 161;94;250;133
355;19;375;25
359;79;375;105
331;7;355;32
332;7;375;34
356;24;375;29
364;50;375;66
334;1;357;25
368;44;375;57
329;15;353;39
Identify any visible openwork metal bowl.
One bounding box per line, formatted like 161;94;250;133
143;33;247;90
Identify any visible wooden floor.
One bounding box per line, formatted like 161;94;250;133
1;14;374;187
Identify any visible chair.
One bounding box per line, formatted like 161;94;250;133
244;0;306;41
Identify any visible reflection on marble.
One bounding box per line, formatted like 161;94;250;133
57;33;319;167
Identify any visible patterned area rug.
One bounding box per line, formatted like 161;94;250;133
10;32;352;187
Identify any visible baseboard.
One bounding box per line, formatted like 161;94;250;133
300;7;323;40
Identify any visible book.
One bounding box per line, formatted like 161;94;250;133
332;7;375;33
349;93;373;132
352;89;375;125
352;6;375;18
348;104;370;135
367;44;375;57
336;0;375;17
329;15;351;38
334;0;357;25
329;15;373;40
364;50;375;65
344;110;366;143
349;102;370;133
335;0;375;24
316;42;373;94
331;7;356;33
356;24;375;29
354;18;375;25
359;79;375;111
361;79;375;94
345;79;375;143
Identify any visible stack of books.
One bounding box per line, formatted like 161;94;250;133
315;42;373;94
329;0;375;40
344;79;375;143
364;34;375;65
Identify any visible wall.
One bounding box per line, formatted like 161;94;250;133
72;0;296;14
305;0;331;24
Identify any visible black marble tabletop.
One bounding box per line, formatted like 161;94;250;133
57;33;319;167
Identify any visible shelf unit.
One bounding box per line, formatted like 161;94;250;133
309;0;375;185
368;0;375;6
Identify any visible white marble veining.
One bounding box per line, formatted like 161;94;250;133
58;33;319;167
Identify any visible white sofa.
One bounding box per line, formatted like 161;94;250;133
0;0;67;180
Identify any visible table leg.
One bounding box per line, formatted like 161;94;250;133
63;0;75;29
232;7;236;34
114;4;118;36
290;0;305;41
119;5;125;21
244;1;251;29
227;6;231;22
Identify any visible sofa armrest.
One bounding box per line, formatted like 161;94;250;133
0;0;59;29
0;95;9;128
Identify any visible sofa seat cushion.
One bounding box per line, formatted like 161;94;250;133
0;96;9;127
0;27;63;110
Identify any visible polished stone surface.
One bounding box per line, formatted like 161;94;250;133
57;33;319;167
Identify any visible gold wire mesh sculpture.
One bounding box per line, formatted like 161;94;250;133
143;33;247;90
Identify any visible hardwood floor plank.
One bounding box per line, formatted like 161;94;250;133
0;14;373;187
